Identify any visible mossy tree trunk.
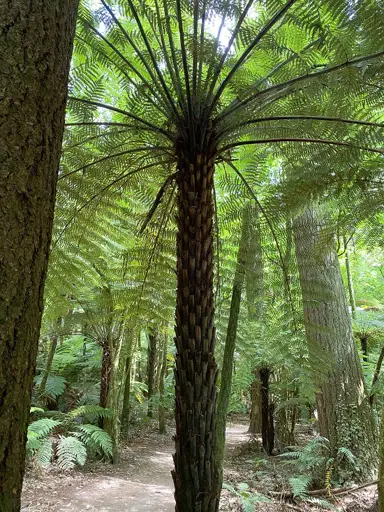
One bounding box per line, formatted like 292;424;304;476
121;354;133;431
293;207;377;480
215;205;251;486
245;210;265;436
173;150;219;511
343;236;356;320
0;2;78;509
248;371;262;435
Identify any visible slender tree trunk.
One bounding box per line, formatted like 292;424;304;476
379;408;384;512
100;341;112;410
173;151;219;511
104;335;125;464
260;367;274;455
370;346;384;406
158;335;168;434
245;210;265;435
121;355;132;431
216;206;250;485
38;335;58;397
248;372;262;434
344;236;356;320
293;207;377;479
0;3;78;509
147;331;158;418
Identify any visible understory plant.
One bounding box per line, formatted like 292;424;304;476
280;437;357;507
27;405;113;470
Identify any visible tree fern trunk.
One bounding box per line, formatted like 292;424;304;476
0;2;78;509
39;334;58;397
260;367;274;455
293;207;377;479
100;342;112;410
147;331;158;418
158;334;168;434
173;151;219;511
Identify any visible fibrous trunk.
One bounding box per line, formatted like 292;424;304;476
0;2;78;509
248;372;262;435
173;151;219;511
293;207;377;479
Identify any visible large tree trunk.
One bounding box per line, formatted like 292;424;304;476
293;207;377;479
0;3;78;509
173;152;219;511
215;205;250;486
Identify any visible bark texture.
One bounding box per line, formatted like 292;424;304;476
0;2;78;509
248;372;261;435
293;208;377;479
379;408;384;512
173;151;219;511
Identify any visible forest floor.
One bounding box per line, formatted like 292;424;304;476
21;415;377;512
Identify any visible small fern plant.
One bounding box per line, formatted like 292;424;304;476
27;405;113;470
280;436;356;506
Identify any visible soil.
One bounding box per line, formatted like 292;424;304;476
21;417;378;511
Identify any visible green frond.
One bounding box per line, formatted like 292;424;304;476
57;436;87;470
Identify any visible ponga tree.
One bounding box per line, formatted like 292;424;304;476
61;0;384;509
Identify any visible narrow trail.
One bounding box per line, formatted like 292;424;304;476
22;422;250;512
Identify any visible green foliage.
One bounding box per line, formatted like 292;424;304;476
57;436;87;470
222;482;271;511
281;436;357;502
76;424;113;457
26;406;113;470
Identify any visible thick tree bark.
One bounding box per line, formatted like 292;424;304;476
147;331;158;418
293;207;377;479
0;3;78;509
173;151;219;511
215;205;250;485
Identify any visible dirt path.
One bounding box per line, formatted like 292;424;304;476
22;421;249;512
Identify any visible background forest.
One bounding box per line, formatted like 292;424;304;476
1;0;384;511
